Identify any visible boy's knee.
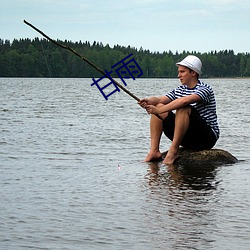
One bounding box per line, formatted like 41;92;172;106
155;103;164;108
176;106;192;116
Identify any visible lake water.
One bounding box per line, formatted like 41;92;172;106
1;78;250;250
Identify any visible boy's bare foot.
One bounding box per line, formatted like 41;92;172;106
144;151;162;162
163;150;179;165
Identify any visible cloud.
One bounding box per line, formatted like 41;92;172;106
205;0;237;4
134;0;168;5
1;0;250;53
79;3;89;10
198;0;250;10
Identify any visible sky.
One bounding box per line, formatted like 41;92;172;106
1;0;250;53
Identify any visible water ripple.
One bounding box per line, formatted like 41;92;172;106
0;78;250;249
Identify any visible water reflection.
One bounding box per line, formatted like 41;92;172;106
147;162;219;191
144;162;220;249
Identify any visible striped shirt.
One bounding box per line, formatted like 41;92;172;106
166;80;220;139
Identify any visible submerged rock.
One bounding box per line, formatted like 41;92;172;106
162;148;238;166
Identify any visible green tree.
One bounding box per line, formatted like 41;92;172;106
0;37;249;78
244;56;250;76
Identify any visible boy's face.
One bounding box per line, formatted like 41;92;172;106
177;65;197;85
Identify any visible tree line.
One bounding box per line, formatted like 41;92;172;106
0;38;250;78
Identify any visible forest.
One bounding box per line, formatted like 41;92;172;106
0;38;250;78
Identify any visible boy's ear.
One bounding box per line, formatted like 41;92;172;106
191;70;198;77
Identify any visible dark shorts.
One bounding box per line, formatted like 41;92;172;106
163;107;217;150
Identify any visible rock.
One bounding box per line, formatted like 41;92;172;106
161;148;238;166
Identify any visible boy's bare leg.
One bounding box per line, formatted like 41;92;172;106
163;106;191;165
144;105;169;162
144;115;163;162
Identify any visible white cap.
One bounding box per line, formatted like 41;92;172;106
176;55;202;75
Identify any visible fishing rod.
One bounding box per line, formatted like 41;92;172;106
23;20;163;120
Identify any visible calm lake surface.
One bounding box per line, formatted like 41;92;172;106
1;78;250;250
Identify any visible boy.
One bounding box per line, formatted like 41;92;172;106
138;55;219;164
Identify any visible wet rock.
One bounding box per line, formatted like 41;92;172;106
162;148;238;166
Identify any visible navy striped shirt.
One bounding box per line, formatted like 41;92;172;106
166;80;220;139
